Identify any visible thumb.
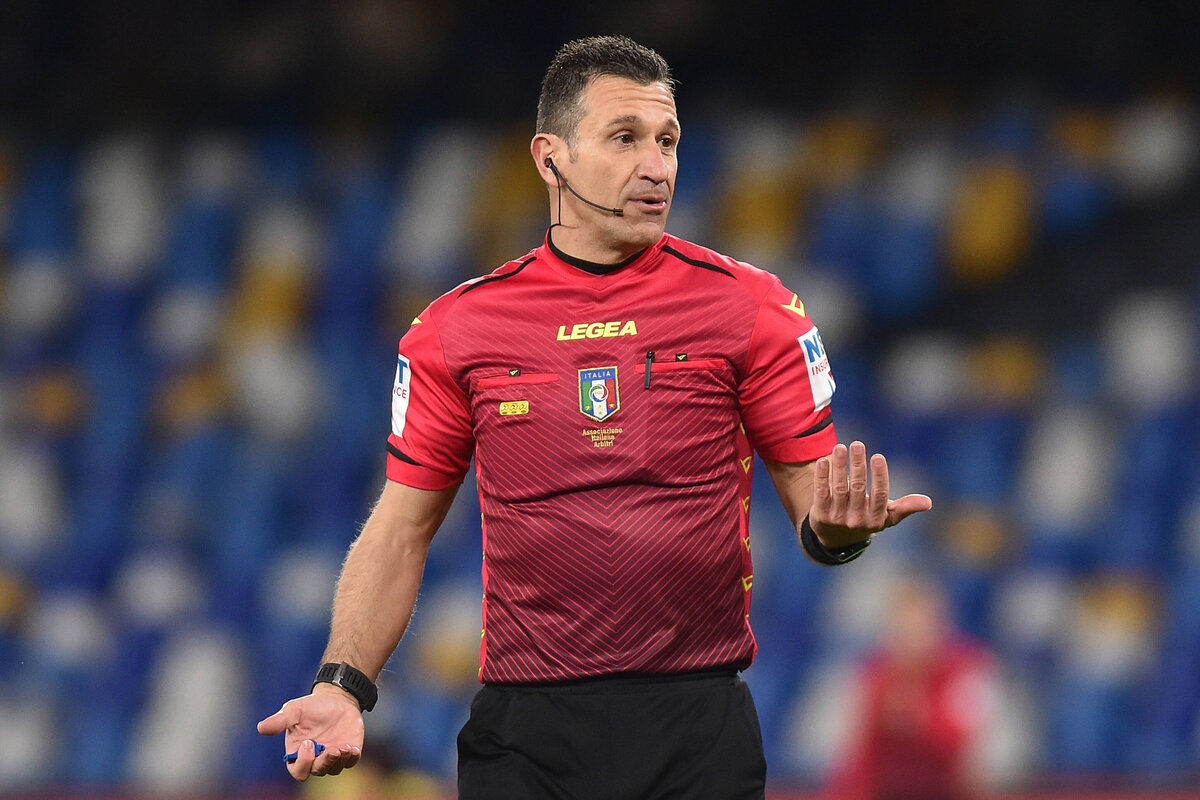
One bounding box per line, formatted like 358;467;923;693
257;702;298;736
884;493;933;527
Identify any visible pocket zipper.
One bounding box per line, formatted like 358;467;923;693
478;372;560;388
642;354;723;390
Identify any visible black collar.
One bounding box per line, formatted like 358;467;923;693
547;228;647;275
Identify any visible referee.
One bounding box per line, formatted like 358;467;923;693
258;35;931;799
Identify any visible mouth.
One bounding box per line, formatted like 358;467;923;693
629;196;669;213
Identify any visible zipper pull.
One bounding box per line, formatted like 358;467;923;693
644;351;656;389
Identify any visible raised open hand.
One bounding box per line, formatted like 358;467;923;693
810;441;932;549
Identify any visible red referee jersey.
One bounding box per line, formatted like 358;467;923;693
386;231;838;683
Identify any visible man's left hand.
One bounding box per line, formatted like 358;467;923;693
809;441;932;549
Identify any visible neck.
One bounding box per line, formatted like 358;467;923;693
546;220;649;265
547;227;648;275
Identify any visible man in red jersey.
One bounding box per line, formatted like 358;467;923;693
259;35;931;798
823;577;998;800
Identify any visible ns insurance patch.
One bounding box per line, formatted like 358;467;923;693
798;328;836;412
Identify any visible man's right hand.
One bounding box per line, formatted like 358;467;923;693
257;684;366;781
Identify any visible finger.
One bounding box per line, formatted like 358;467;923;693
829;443;848;492
311;744;331;777
334;743;365;775
286;738;318;782
257;703;298;736
811;456;832;514
885;494;933;527
320;744;354;776
829;443;849;517
847;440;868;500
868;453;889;521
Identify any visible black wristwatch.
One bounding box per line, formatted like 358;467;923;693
313;662;378;712
799;514;873;566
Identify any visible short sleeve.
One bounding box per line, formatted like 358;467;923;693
385;314;473;490
738;277;838;463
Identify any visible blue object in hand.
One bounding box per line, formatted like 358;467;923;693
284;741;326;763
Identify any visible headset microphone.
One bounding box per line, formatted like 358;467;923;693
545;157;624;216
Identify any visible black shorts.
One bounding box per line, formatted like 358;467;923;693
457;669;766;800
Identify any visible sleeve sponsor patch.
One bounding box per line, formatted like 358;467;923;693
391;354;412;436
798;328;836;412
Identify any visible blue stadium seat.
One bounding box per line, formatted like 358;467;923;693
253;127;316;200
1039;163;1112;238
56;676;135;785
1049;677;1138;772
1130;567;1200;772
392;682;471;775
1100;409;1191;569
208;443;294;622
937;410;1026;505
160;196;239;289
806;188;874;287
864;214;940;320
5;145;76;255
1050;338;1107;404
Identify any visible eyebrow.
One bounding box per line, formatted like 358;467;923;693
604;114;682;135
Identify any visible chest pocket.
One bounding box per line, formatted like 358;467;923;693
470;371;570;501
632;357;740;485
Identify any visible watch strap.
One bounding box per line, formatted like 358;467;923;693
800;514;872;566
313;661;378;712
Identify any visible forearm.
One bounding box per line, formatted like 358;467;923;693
322;481;458;680
323;522;428;679
761;457;815;533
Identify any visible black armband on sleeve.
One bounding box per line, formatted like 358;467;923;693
800;514;872;566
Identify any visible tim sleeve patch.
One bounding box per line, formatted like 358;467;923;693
391;354;412;436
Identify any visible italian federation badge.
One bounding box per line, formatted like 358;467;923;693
579;366;620;422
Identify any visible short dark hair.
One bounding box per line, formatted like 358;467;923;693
536;35;675;147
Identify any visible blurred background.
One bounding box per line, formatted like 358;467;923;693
1;1;1198;798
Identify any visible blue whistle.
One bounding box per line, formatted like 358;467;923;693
284;741;326;763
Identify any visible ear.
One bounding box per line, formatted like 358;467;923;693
531;134;561;185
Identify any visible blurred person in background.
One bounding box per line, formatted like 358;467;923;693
823;575;998;800
258;34;930;799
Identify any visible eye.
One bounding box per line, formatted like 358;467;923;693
616;133;635;145
658;136;676;149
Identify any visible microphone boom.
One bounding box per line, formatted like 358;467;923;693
546;158;624;216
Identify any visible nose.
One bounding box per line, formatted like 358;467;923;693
638;145;671;184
